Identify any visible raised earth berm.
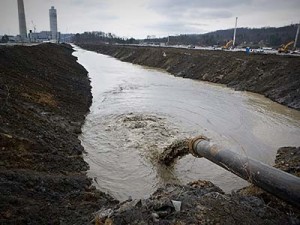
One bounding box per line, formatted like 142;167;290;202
0;43;117;225
77;44;300;110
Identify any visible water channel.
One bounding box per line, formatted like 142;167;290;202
73;46;300;201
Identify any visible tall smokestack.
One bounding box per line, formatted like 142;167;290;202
49;6;58;41
17;0;27;40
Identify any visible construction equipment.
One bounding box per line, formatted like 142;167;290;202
188;136;300;207
222;17;238;50
278;41;295;53
222;40;233;50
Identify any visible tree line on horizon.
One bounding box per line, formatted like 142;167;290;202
72;31;137;45
72;24;299;48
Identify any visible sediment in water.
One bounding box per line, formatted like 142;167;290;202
158;138;190;166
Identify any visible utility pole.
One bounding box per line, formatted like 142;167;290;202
233;17;238;47
294;23;300;49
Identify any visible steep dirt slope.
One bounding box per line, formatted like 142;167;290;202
0;44;117;225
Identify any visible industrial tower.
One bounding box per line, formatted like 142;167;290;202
49;6;58;41
17;0;27;40
233;17;238;47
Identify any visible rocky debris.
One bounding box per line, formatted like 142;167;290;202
92;147;300;225
94;180;296;225
0;43;117;225
77;44;300;110
274;147;300;177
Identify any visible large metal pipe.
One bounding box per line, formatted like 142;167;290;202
189;136;300;207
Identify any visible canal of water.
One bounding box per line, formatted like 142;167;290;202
73;45;300;201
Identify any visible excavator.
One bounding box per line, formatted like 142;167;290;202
222;40;233;50
278;41;295;53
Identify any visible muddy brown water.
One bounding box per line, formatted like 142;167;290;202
73;46;300;201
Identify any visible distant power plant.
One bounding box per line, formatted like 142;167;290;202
16;1;59;42
17;0;27;40
49;6;58;41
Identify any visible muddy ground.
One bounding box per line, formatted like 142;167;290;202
0;44;117;225
77;44;300;110
1;44;299;225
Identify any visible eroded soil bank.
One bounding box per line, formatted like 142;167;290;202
77;44;300;110
0;44;117;225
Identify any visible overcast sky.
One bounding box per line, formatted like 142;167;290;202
0;0;299;38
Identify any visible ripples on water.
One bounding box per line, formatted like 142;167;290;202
73;46;300;201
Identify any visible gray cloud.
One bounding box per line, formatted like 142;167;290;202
201;10;232;19
251;0;300;9
64;0;106;7
146;0;240;30
182;9;233;19
146;21;208;35
188;22;208;27
0;0;299;38
149;0;252;10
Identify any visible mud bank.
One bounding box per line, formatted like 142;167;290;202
77;44;300;110
0;44;117;224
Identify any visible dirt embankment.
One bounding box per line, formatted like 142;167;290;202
77;44;300;110
0;44;117;225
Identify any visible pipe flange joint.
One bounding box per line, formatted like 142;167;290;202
188;135;209;158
